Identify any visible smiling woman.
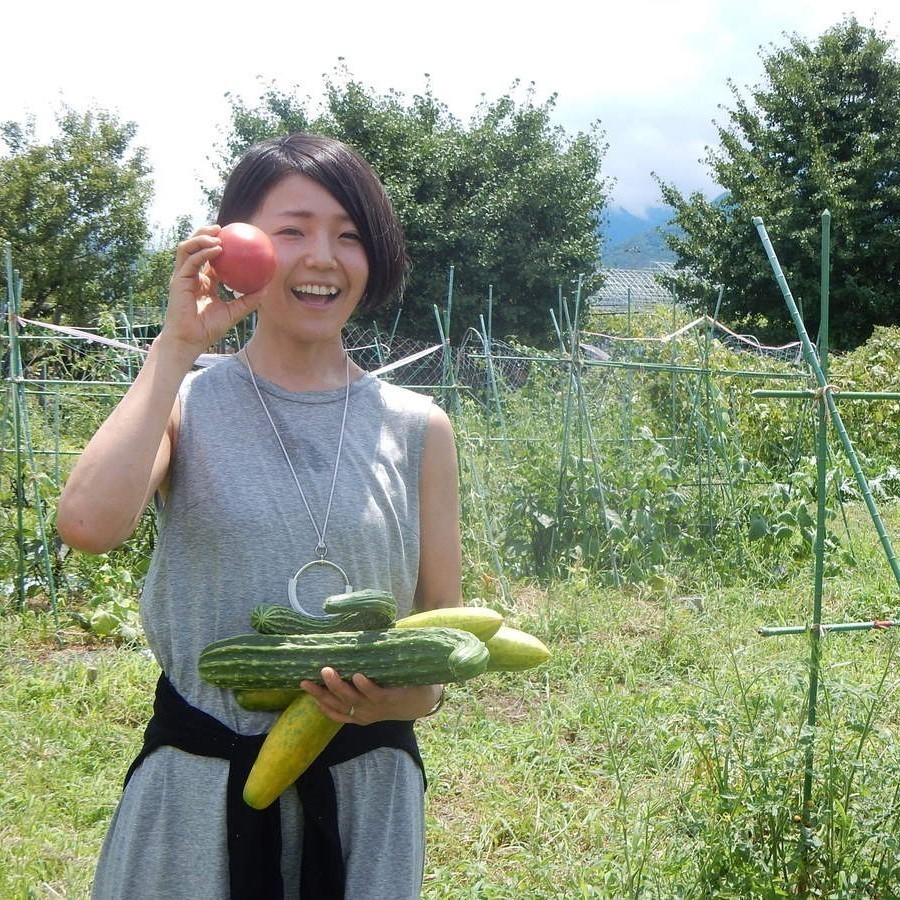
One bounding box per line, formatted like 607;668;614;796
56;133;463;900
216;134;407;317
238;173;371;362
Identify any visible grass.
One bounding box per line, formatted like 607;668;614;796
0;621;156;898
4;504;900;898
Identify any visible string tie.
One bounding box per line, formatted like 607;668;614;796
812;384;838;402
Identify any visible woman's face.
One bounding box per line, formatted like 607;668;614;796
248;173;370;344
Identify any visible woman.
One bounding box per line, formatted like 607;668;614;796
56;134;462;899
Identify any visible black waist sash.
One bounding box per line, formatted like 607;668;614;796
124;674;425;900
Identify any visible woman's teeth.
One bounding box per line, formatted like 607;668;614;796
293;284;339;297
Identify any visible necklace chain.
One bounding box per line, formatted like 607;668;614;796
242;347;351;560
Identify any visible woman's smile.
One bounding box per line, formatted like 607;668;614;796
249;172;370;340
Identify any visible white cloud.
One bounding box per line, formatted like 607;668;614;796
2;0;897;225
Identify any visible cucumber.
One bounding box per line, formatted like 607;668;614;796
250;589;397;635
394;606;503;641
484;625;552;671
199;626;489;689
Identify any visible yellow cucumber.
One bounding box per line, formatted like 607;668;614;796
484;625;551;671
243;693;342;810
394;606;503;641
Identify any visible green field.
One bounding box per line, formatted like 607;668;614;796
4;503;900;898
6;314;900;896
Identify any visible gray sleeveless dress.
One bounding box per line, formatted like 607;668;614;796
91;355;434;899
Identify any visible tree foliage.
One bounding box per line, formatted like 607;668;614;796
0;108;153;324
211;71;609;344
656;18;900;350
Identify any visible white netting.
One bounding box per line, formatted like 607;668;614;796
343;323;532;393
588;264;676;313
582;315;804;366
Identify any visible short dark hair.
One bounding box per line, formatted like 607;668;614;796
217;134;407;313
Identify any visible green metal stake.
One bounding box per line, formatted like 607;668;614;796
623;287;633;470
5;247;59;621
754;212;900;867
444;265;455;346
549;307;565;354
801;209;830;827
432;305;457;414
17;369;60;622
760;619;899;636
477;314;508;444
372;323;386;369
753;216;900;589
753;389;900;401
5;247;27;611
486;285;493;348
387;303;404;343
552;287;568;354
52;385;61;486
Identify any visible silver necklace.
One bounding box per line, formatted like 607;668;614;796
242;346;353;610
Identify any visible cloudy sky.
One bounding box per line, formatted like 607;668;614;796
2;0;894;232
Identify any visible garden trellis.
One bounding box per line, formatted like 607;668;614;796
3;252;831;616
7;221;900;894
752;212;900;871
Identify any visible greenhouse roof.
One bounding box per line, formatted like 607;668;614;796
589;264;676;312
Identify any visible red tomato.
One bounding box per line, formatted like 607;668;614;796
212;223;277;294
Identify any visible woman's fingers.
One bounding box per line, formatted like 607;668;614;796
300;669;363;722
299;670;440;724
171;230;222;283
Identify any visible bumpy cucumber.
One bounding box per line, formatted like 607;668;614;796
250;589;397;635
199;626;489;689
323;589;397;620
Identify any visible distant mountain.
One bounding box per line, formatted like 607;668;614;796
599;205;678;268
602;205;673;246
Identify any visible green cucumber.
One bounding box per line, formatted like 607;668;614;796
199;626;489;689
250;589;397;635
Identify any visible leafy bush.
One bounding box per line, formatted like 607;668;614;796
830;325;900;470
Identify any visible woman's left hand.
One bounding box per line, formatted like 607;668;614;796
300;668;442;724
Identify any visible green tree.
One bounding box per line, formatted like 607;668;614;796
656;18;900;349
0;107;153;324
211;72;609;344
125;214;196;335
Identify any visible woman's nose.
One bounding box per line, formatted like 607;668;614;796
303;232;337;269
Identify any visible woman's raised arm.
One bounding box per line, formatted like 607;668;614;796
56;228;262;553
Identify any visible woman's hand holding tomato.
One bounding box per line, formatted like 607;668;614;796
161;224;274;362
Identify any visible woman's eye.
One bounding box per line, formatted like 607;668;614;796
341;232;362;242
278;228;303;237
